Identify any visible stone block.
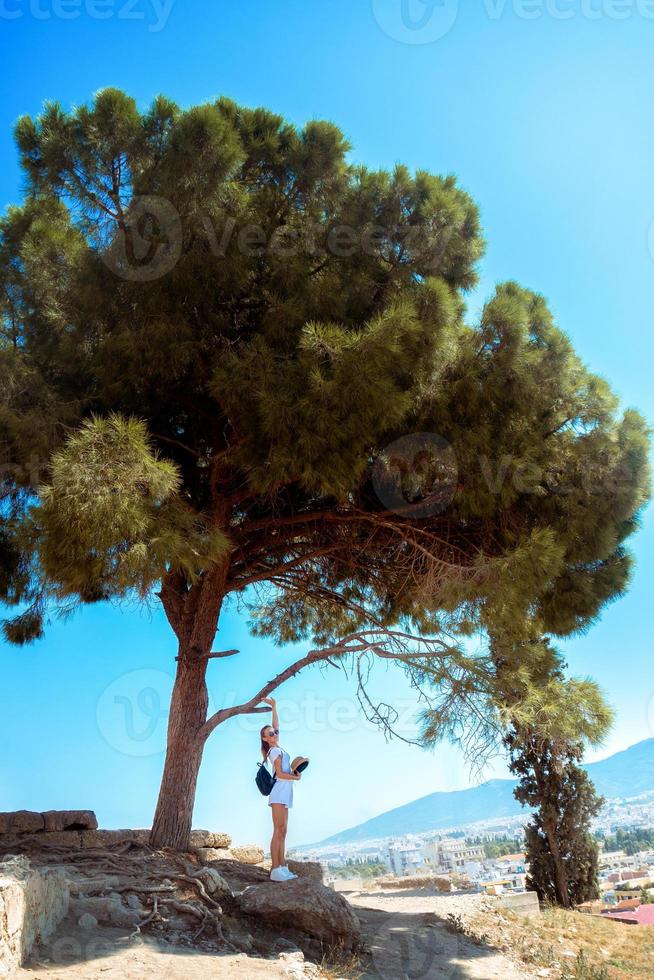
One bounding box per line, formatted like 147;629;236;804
488;890;541;917
0;812;44;835
194;847;234;864
230;844;265;865
42;810;97;832
69;875;121;896
38;832;82;849
189;830;232;849
80;828;150;849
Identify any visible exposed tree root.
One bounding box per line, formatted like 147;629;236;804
3;842;238;950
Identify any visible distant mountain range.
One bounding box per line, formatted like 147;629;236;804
305;738;654;848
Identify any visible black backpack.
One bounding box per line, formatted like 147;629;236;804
255;759;277;796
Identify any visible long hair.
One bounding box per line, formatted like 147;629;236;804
260;725;272;762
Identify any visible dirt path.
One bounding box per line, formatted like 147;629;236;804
348;890;536;979
18;943;280;980
15;889;536;980
15;920;296;980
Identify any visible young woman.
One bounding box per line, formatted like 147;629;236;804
260;696;301;882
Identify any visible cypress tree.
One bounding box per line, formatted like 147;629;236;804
506;731;605;908
496;635;610;908
422;633;612;908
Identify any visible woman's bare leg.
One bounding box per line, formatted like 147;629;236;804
279;806;289;866
270;804;286;868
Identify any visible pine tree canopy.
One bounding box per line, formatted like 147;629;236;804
0;88;650;651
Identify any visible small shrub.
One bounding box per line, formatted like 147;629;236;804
561;949;609;980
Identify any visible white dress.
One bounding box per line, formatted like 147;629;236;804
267;746;293;808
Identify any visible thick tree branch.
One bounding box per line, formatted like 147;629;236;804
151;433;202;458
198;628;472;741
174;649;239;663
199;646;329;739
156;569;188;638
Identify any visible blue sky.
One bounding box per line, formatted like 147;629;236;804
1;0;654;849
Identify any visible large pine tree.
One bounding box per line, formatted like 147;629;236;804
0;89;649;849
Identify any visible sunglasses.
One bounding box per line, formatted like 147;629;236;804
266;729;279;737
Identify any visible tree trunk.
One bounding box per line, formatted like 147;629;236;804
150;651;209;850
544;818;571;908
150;561;229;850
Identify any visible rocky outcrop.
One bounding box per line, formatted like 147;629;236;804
238;878;360;952
0;842;357;967
0;856;69;975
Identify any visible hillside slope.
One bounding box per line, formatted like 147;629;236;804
308;738;654;847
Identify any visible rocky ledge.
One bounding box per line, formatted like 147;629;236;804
0;812;360;969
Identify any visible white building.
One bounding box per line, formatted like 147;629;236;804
388;840;424;877
423;838;485;872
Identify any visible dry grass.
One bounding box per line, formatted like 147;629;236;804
318;949;365;979
465;904;654;978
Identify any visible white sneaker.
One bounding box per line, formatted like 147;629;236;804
281;866;298;879
270;867;293;881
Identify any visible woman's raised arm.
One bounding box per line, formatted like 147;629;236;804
262;696;279;732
